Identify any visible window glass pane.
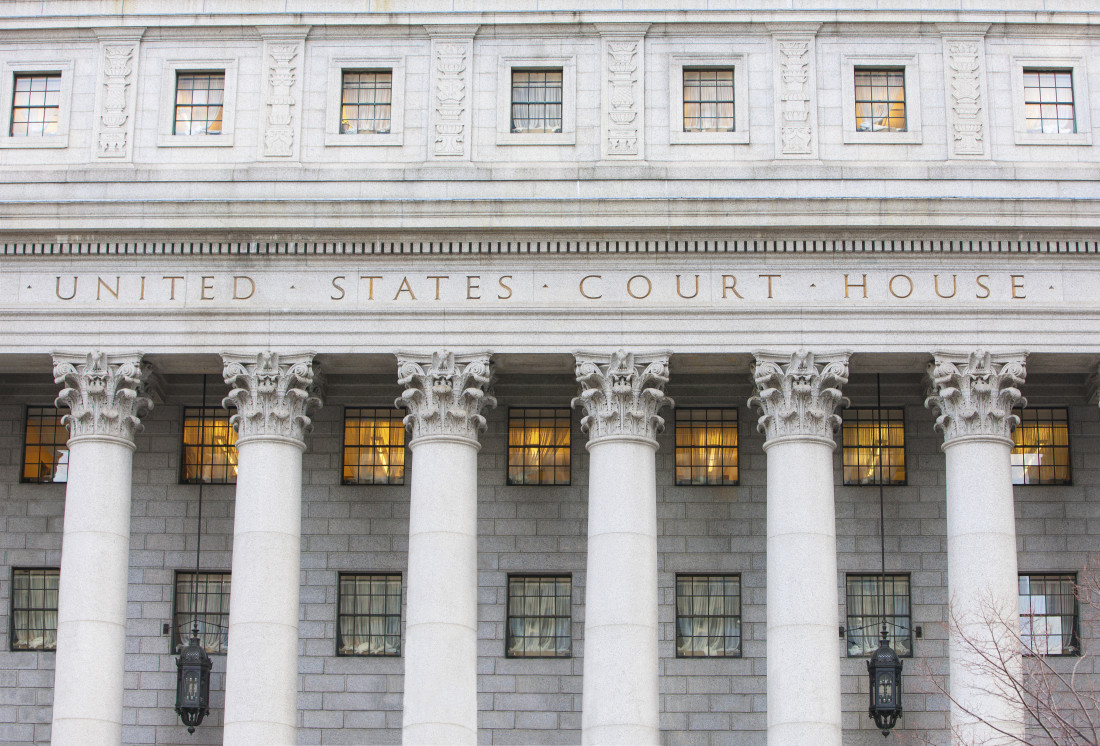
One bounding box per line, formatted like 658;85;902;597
506;575;571;657
842;409;906;486
676;574;741;657
1011;408;1071;485
10;73;61;137
175;572;231;654
674;409;738;486
683;68;735;132
510;69;563;134
1022;68;1076;135
173;72;225;135
23;406;69;483
343;408;407;485
11;568;59;650
340;70;393;134
1019;573;1079;655
507;408;571;485
846;574;912;657
854;68;906;132
337;573;402;656
182;406;238;484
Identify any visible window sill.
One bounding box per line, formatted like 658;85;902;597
496;131;575;147
843;130;922;145
157;133;235;148
1014;131;1092;146
324;131;403;147
0;135;68;149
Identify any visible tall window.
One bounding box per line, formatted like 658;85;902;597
676;574;741;657
22;406;69;483
1020;574;1079;656
337;573;402;656
1023;69;1076;135
507;408;571;486
674;409;738;486
854;68;906;132
842;408;906;486
174;571;230;653
181;407;238;484
506;575;572;658
846;574;912;657
173;72;224;135
10;73;61;137
683;68;735;132
10;568;59;651
1012;408;1070;485
340;70;392;134
510;69;563;134
343;408;406;485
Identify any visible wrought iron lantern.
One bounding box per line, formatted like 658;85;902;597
175;626;212;734
866;625;903;736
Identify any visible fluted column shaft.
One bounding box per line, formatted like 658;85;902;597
221;352;322;746
398;351;495;746
574;350;671;746
926;350;1027;745
750;351;848;746
50;352;153;746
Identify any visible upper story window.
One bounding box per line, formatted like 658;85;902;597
10;73;61;137
173;72;224;136
842;408;906;486
846;574;912;657
1020;573;1079;656
174;571;230;654
22;406;68;483
675;574;741;657
683;68;735;133
510;69;563;134
340;70;392;135
343;408;406;485
674;408;738;486
1011;408;1070;485
11;568;59;651
337;573;402;656
1023;69;1076;135
506;575;572;658
507;408;571;486
181;406;238;484
854;68;906;133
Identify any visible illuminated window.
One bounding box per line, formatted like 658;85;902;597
507;408;571;486
181;407;238;484
22;406;68;483
510;69;563;134
1020;574;1079;656
340;70;392;134
683;69;735;132
842;408;906;486
1012;408;1071;485
846;574;912;657
674;409;738;486
507;575;571;657
10;73;61;137
173;72;224;135
173;571;230;654
10;568;58;651
854;68;906;132
337;573;402;656
1023;69;1076;135
675;574;741;657
343;408;406;485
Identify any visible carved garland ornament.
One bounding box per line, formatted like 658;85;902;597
396;351;495;441
924;350;1027;445
748;351;849;443
222;352;322;443
572;350;672;443
53;351;154;443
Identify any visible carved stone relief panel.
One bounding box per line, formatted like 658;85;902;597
92;34;142;160
260;33;306;159
597;29;646;160
942;34;990;159
428;30;476;160
771;30;819;160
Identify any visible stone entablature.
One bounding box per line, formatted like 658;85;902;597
924;349;1028;446
52;351;155;445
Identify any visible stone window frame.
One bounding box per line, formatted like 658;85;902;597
1011;55;1093;146
495;55;576;146
21;404;69;484
844;573;913;658
324;56;405;147
667;54;749;145
336;572;403;657
10;567;59;652
172;570;231;655
156;58;237;148
841;54;922;145
0;59;74;149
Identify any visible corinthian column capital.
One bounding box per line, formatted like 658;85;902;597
572;350;672;445
395;351;496;445
749;350;849;446
221;352;323;446
52;351;155;447
924;349;1027;447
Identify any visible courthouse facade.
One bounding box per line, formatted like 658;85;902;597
1;1;1099;745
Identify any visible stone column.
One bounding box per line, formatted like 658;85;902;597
49;352;154;746
221;352;322;746
573;350;671;746
397;351;495;745
925;350;1027;744
749;350;848;746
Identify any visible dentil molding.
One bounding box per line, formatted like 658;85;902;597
924;349;1027;446
572;349;672;445
395;350;495;443
221;351;323;444
52;351;155;445
749;350;849;444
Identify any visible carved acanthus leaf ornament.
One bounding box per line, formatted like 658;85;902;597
53;351;154;443
572;350;672;444
222;352;322;444
396;351;495;442
924;350;1027;445
749;351;849;443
